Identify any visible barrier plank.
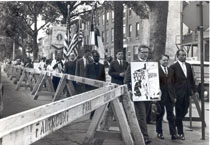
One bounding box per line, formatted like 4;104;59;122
0;85;112;135
122;88;145;145
83;105;108;145
52;74;67;101
16;69;26;91
66;80;76;96
0;85;123;145
111;99;134;145
33;73;48;100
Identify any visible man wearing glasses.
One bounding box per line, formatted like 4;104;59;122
124;45;152;144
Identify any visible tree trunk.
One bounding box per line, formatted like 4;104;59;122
114;1;123;59
33;16;38;61
21;37;27;60
148;2;168;61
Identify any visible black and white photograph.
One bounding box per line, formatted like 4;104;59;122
0;1;209;145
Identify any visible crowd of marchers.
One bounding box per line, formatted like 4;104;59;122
3;45;199;145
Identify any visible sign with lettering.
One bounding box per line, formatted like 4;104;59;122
131;62;161;101
0;86;125;145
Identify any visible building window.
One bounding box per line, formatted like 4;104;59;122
111;28;114;42
123;25;126;38
106;12;109;23
102;31;104;42
111;11;114;22
102;14;105;25
128;8;132;16
136;23;140;37
129;24;132;37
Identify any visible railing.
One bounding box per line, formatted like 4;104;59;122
0;64;145;145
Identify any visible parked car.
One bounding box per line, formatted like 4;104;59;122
187;60;209;102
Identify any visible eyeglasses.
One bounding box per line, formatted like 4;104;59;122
140;51;149;54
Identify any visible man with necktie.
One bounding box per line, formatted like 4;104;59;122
108;50;128;85
156;54;177;140
170;49;198;140
124;45;152;144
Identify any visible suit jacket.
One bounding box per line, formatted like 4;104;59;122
75;58;86;77
158;65;176;104
170;62;196;99
108;60;128;85
64;60;76;75
86;63;105;81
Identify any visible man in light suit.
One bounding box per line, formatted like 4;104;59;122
108;50;128;85
124;45;151;144
156;54;177;140
170;49;198;140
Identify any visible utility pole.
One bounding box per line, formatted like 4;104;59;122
198;1;205;140
180;1;184;49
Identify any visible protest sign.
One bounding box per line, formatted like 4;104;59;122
131;62;161;101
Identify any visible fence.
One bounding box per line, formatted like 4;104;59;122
1;64;145;145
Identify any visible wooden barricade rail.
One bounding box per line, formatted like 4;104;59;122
0;85;143;145
1;64;145;145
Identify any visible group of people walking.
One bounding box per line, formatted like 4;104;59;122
5;45;198;145
109;45;198;144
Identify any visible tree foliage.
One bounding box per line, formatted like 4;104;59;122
0;1;60;60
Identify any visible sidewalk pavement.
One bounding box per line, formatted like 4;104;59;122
0;71;209;145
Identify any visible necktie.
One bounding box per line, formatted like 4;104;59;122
164;67;168;75
120;60;123;67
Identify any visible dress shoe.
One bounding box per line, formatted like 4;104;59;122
171;134;177;140
144;138;152;144
178;134;185;140
157;133;164;140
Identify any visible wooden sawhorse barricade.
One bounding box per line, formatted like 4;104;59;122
1;64;145;145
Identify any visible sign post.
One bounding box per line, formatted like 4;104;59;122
198;2;205;140
183;1;209;140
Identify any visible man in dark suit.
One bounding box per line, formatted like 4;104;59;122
64;53;77;96
108;50;128;85
86;50;105;82
86;50;105;119
64;53;77;75
124;45;151;144
170;49;198;140
156;54;177;140
75;49;93;93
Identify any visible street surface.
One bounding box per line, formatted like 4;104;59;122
0;70;209;145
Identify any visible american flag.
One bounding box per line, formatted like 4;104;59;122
63;6;83;60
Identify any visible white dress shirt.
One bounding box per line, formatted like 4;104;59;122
178;60;187;77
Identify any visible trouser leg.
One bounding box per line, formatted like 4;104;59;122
165;101;176;135
134;102;149;139
156;101;165;134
